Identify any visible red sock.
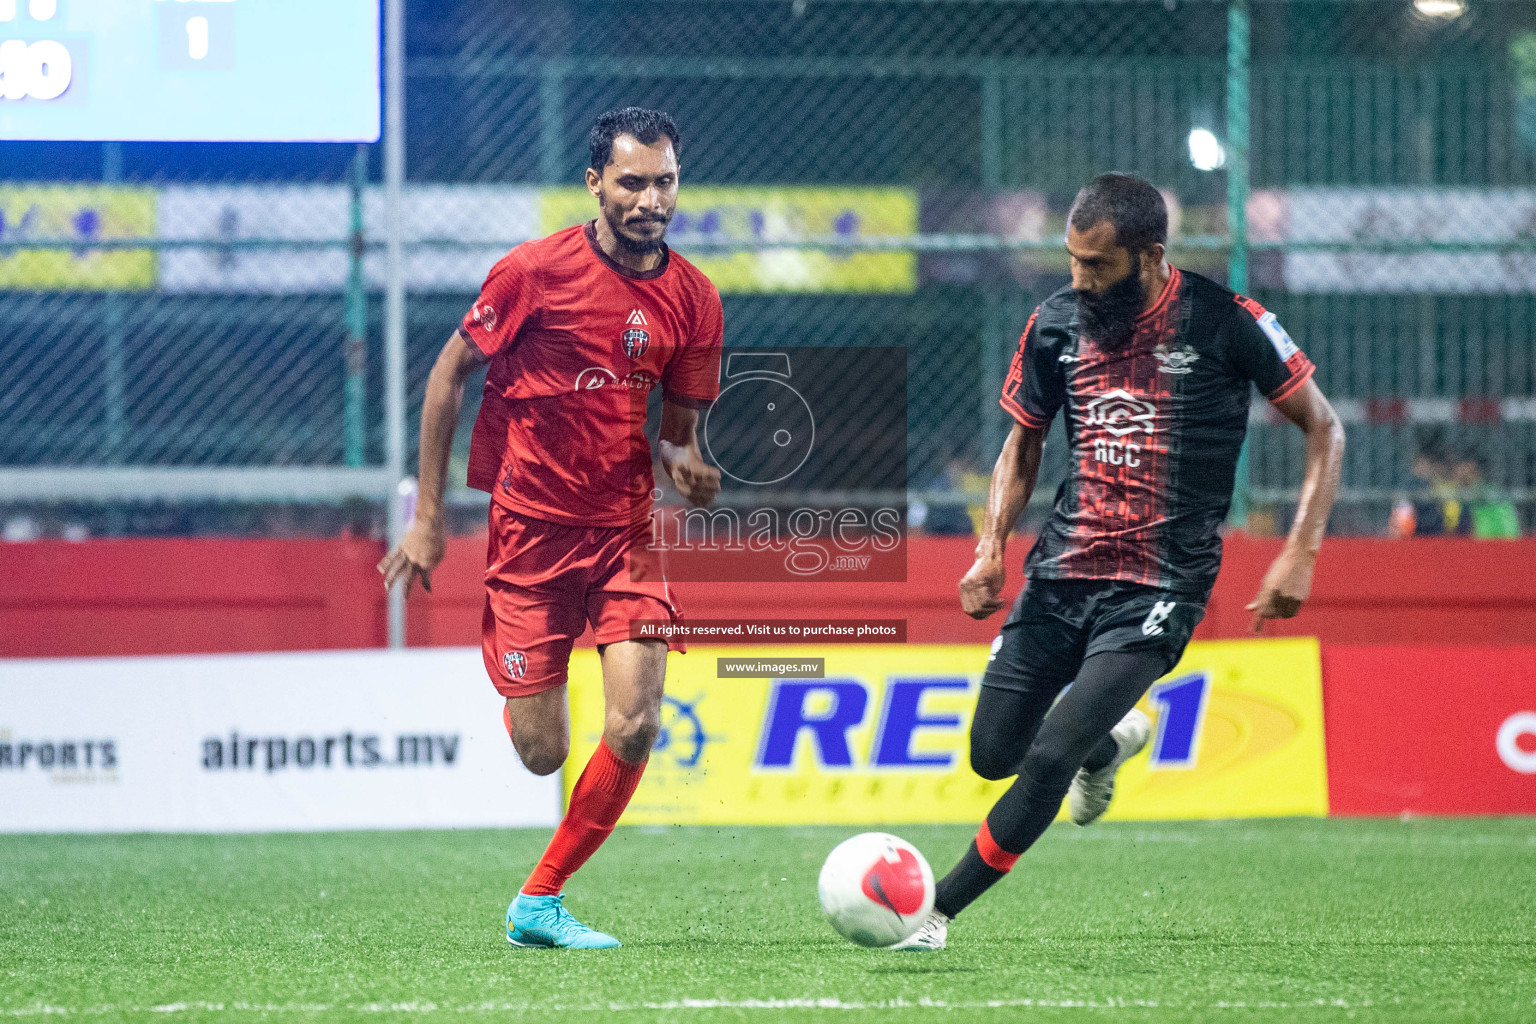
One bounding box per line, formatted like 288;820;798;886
975;818;1021;873
521;739;646;896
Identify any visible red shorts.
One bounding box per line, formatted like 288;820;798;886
480;501;684;698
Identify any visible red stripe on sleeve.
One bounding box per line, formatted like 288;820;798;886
1234;294;1269;321
1266;360;1316;404
998;309;1049;428
999;395;1049;429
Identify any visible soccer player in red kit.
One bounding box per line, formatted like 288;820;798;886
378;108;722;949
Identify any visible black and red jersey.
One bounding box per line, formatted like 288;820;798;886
1000;268;1315;595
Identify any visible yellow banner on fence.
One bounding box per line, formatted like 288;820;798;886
540;186;917;294
566;638;1327;824
0;186;157;291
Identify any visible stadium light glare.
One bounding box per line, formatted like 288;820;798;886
1187;128;1227;171
1412;0;1465;17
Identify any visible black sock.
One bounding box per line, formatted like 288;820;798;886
1081;733;1118;773
933;841;1005;919
935;652;1166;920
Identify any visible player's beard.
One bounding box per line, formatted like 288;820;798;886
1075;267;1146;352
599;192;672;256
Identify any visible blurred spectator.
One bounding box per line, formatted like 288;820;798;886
1388;445;1444;537
918;456;986;536
1390;442;1520;539
1454;455;1521;539
1432;451;1472;537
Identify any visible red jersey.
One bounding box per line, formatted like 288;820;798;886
462;221;724;527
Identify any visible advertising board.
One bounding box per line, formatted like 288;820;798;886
1322;645;1536;815
0;649;561;832
541;186;918;294
565;639;1328;825
0;184;154;289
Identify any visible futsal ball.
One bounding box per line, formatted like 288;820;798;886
817;832;935;947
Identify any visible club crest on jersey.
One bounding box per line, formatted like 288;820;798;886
503;650;528;680
622;327;651;360
1083;388;1157;437
1155;343;1200;374
470;301;498;331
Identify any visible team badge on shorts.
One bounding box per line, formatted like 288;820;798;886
622;327;650;360
1141;600;1177;637
503;650;529;680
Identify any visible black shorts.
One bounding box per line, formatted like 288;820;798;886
983;578;1207;693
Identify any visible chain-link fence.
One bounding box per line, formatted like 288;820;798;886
2;0;1533;543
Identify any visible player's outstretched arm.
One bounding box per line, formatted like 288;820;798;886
658;400;722;508
1247;378;1345;633
378;330;485;595
959;421;1045;620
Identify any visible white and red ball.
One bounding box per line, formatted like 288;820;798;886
817;832;935;947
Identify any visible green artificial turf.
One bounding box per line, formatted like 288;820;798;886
2;819;1533;1022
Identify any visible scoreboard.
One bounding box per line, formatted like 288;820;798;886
0;0;379;142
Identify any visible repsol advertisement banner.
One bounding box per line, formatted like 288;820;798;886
565;639;1328;826
0;650;560;833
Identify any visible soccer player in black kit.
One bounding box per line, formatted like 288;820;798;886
894;173;1345;950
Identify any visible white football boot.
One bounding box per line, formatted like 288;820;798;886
1068;708;1152;826
888;910;949;951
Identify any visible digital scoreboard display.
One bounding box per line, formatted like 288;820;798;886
0;0;379;142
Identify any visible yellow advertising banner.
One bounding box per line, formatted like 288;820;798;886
0;186;157;291
539;186;917;294
566;638;1328;824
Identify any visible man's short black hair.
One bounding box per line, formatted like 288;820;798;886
588;107;681;172
1068;173;1167;256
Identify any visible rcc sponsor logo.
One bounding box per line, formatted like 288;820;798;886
1083;388;1157;468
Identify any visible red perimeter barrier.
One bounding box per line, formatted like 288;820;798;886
6;536;1536;818
0;538;386;657
1322;645;1536;816
2;535;1535;658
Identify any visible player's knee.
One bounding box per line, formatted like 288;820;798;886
969;739;1019;781
514;735;568;777
1018;735;1079;792
604;707;659;764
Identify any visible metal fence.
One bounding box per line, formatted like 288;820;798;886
3;0;1534;549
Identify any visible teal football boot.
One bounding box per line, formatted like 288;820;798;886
506;893;621;949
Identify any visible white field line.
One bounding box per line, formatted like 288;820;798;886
1060;829;1536;848
0;997;1392;1015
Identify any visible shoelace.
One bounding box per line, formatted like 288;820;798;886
546;901;586;937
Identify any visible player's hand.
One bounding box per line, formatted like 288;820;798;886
1246;545;1315;633
660;440;721;508
958;556;1007;620
377;518;446;596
